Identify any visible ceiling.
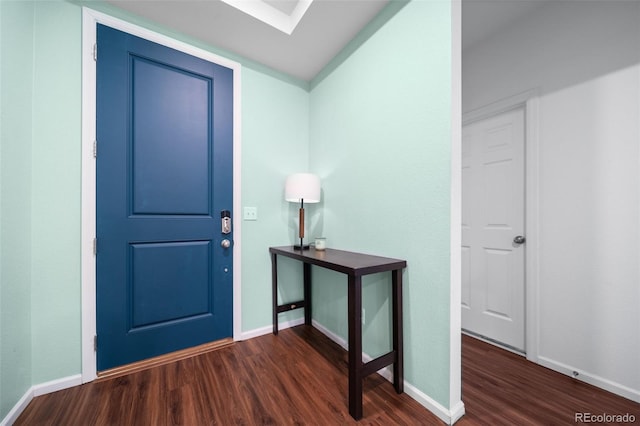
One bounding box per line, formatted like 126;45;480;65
462;0;551;52
105;0;390;82
104;0;552;83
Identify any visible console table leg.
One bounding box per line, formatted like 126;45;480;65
304;263;312;326
271;253;278;335
348;275;363;420
392;268;404;393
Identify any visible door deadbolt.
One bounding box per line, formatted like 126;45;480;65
221;210;231;234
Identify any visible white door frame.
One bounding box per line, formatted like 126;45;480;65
81;8;243;382
462;89;540;363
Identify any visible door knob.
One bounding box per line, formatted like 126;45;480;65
221;239;231;248
513;235;526;244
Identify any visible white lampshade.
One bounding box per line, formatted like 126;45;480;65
285;173;321;203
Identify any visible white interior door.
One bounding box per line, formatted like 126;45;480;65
462;107;526;352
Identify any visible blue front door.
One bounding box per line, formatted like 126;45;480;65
96;24;234;371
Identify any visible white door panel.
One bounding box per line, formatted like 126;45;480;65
462;108;525;351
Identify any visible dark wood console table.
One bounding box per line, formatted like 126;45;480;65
269;246;407;420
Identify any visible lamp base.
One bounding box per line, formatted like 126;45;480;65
293;244;311;250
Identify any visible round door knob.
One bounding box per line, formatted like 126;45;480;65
221;239;231;248
513;235;526;244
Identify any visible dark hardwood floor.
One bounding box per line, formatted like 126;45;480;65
457;334;639;425
15;326;640;425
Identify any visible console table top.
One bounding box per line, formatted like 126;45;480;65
269;246;407;277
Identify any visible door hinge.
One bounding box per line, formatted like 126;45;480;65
93;43;97;62
93;140;97;158
93;238;97;255
94;335;98;351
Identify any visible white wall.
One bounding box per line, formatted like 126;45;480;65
463;0;640;401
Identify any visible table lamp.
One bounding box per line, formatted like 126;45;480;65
285;173;321;250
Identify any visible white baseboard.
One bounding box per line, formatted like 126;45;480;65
238;317;304;341
311;320;464;425
1;388;33;426
448;400;467;424
1;374;81;426
33;374;82;397
537;356;640;403
404;381;466;425
311;320;348;350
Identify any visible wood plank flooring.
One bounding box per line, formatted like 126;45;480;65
15;326;640;425
457;334;639;425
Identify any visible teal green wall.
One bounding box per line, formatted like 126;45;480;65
0;0;454;419
240;67;310;329
309;0;452;406
1;0;35;416
30;0;82;384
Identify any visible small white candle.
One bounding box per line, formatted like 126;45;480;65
315;237;326;250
